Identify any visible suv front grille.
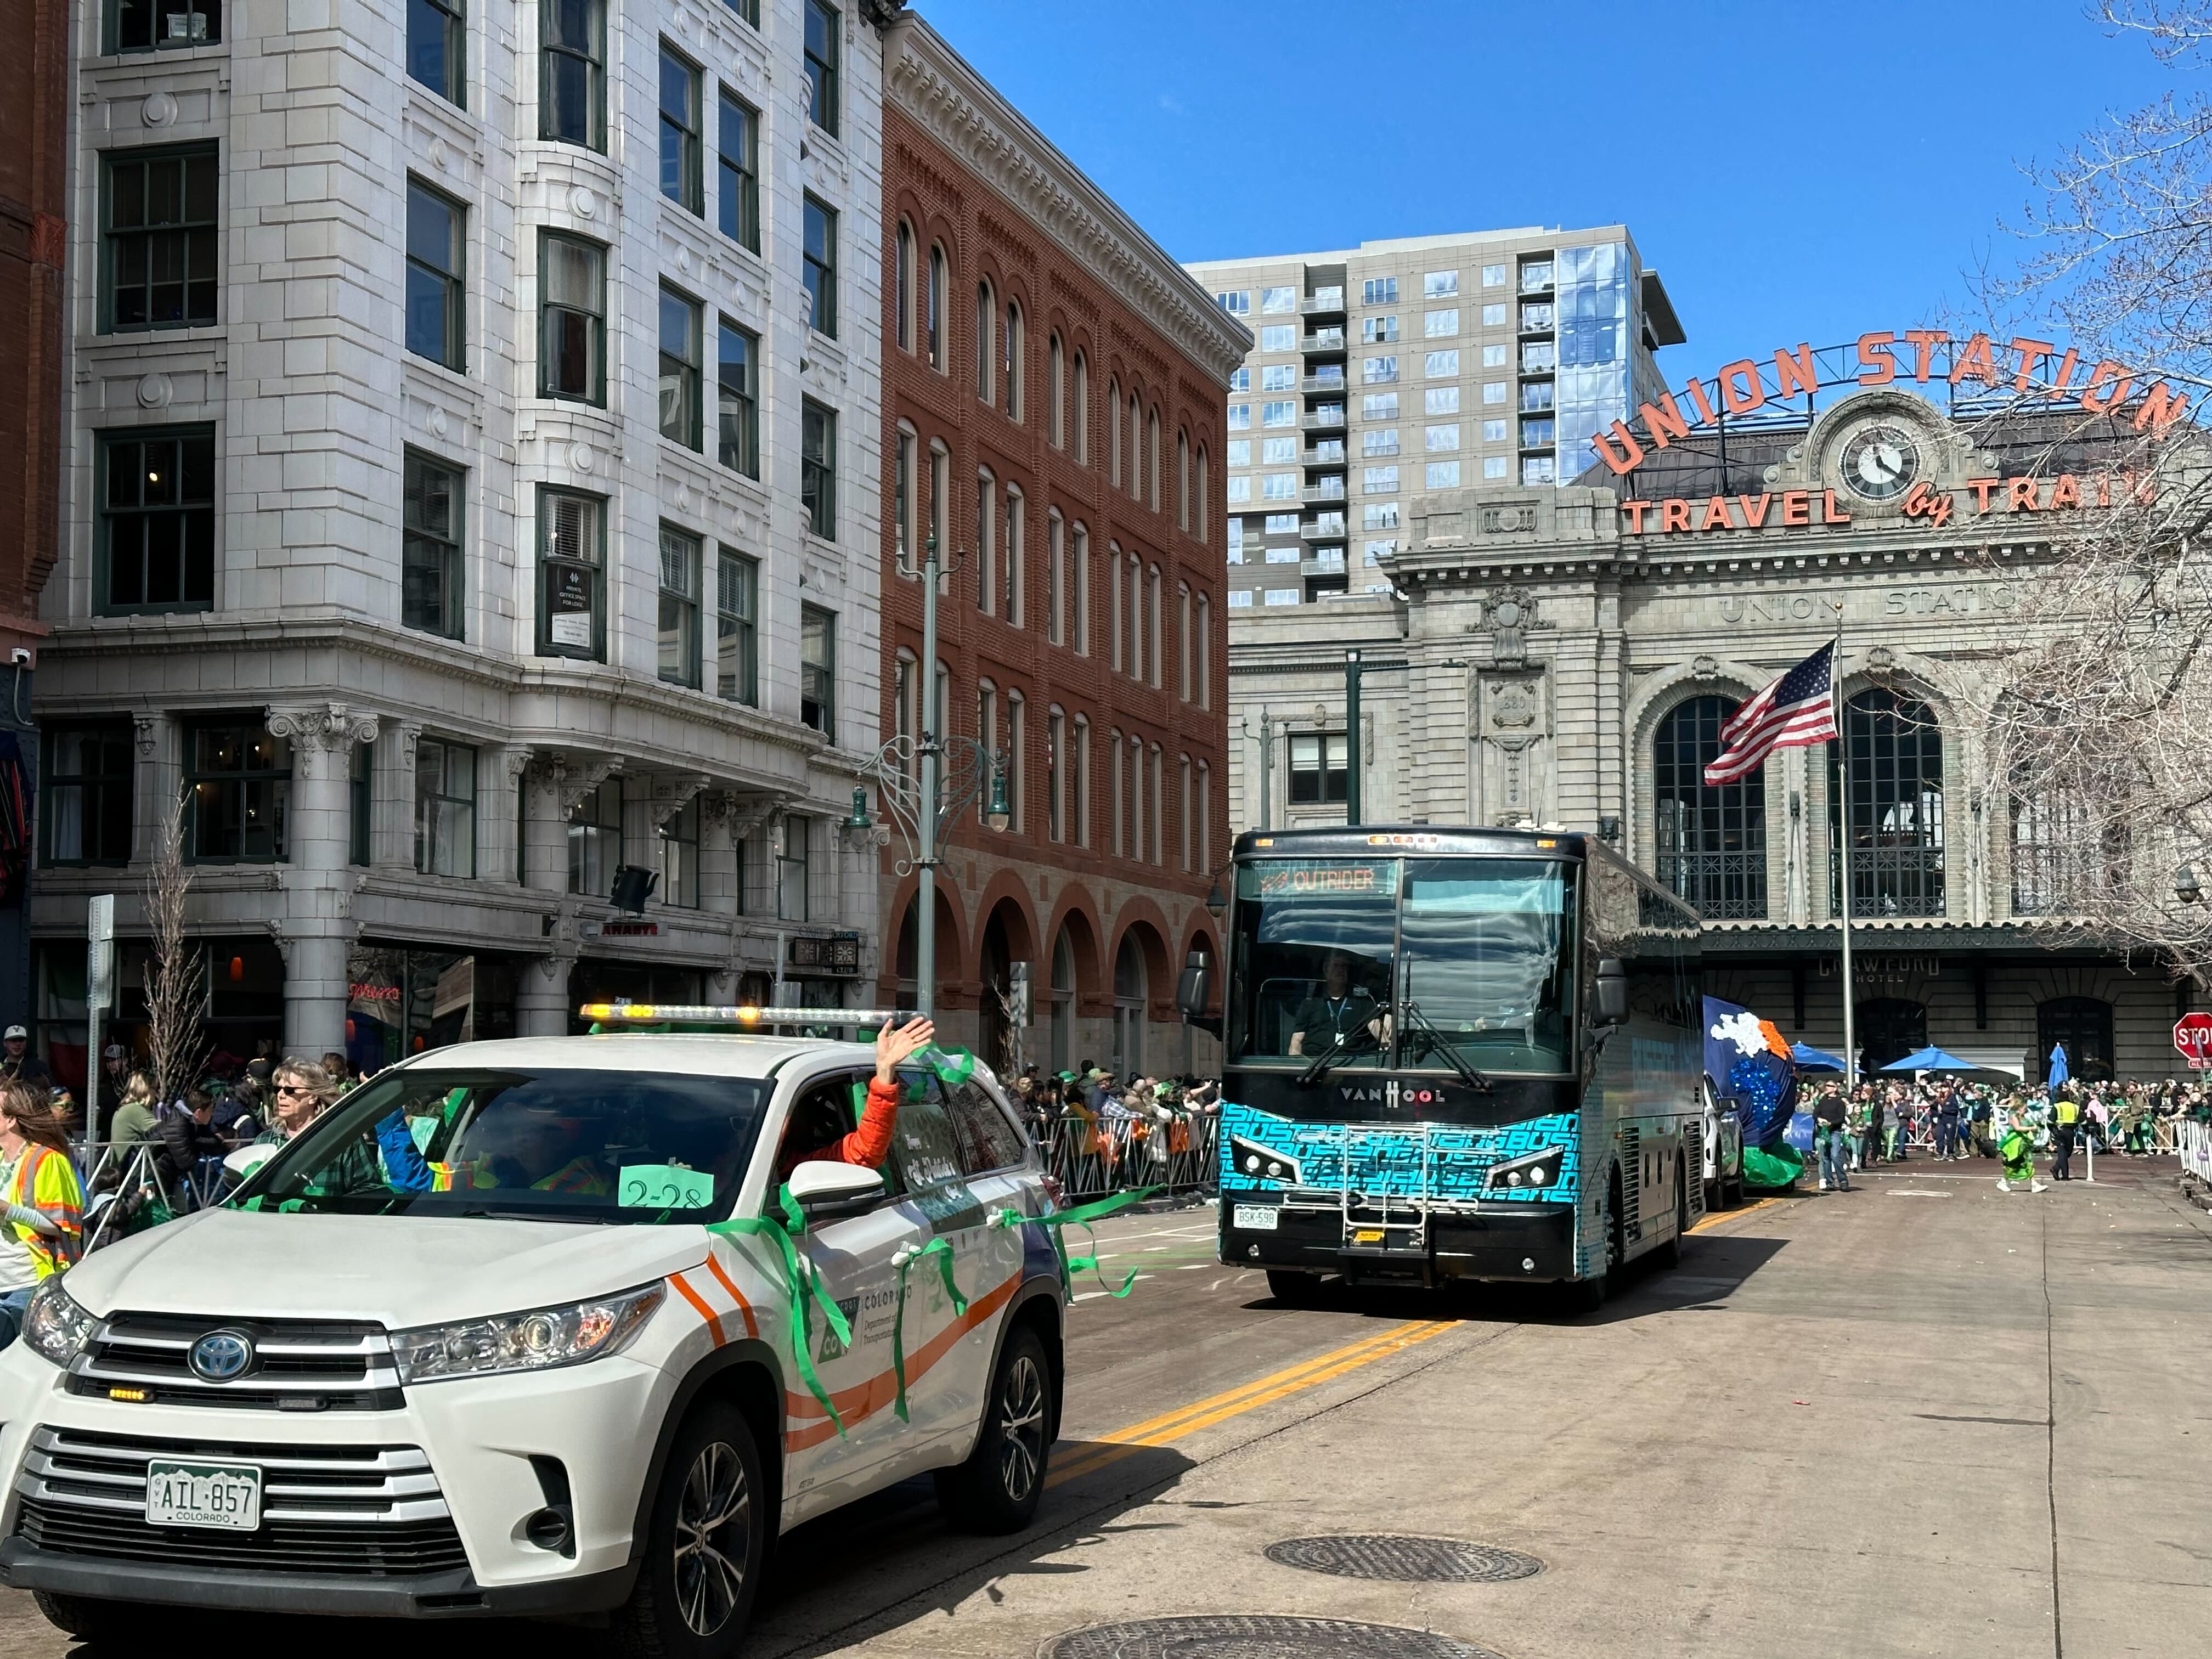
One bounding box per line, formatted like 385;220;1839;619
66;1312;402;1410
11;1427;466;1579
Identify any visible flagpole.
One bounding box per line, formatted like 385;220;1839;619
1833;602;1855;1093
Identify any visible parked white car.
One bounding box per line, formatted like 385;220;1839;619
0;1029;1064;1656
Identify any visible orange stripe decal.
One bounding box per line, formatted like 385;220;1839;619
780;1271;1022;1451
702;1251;759;1339
668;1271;727;1348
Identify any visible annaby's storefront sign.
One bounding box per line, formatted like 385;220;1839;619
1623;470;2151;537
1592;329;2194;476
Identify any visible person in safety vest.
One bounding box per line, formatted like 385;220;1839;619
2051;1088;2082;1182
775;1015;936;1182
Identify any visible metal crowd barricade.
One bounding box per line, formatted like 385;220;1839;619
1037;1111;1219;1201
2181;1120;2212;1187
75;1138;227;1251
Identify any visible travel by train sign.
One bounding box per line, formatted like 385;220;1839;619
1589;330;2195;477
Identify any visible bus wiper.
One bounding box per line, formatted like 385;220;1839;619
1296;1034;1350;1087
1399;997;1494;1094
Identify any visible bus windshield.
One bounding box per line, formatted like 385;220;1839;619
1228;855;1578;1076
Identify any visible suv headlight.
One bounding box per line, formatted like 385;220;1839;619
391;1283;665;1385
1486;1148;1565;1192
20;1278;97;1369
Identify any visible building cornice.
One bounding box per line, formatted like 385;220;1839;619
883;16;1251;390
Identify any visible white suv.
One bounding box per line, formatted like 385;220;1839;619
0;1030;1064;1655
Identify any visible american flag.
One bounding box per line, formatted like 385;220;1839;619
1702;642;1839;786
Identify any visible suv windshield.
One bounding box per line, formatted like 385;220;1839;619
241;1067;773;1223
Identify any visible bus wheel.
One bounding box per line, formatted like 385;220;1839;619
1266;1269;1327;1307
1564;1185;1618;1314
1655;1165;1687;1269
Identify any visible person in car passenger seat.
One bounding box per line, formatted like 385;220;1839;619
775;1015;936;1181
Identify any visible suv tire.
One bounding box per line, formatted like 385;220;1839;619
936;1323;1051;1533
33;1592;159;1641
613;1402;768;1659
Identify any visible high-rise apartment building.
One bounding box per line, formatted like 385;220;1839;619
1187;228;1681;616
35;0;890;1084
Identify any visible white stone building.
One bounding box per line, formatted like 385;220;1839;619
36;0;892;1080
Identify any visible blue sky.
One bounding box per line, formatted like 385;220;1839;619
916;1;2177;381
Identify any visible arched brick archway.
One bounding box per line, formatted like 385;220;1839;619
881;875;970;1009
1043;889;1107;1011
975;877;1041;1076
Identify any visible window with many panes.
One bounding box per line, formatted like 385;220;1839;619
659;46;702;214
659;798;699;907
539;232;605;403
802;195;837;337
539;0;605;150
1289;733;1348;804
800;607;835;736
112;0;221;52
716;319;758;477
402;449;465;639
407;0;464;105
658;285;702;450
414;738;476;877
41;726;133;866
102;146;217;333
405;178;465;370
717;91;759;251
185;721;290;864
801;401;836;539
716;548;757;704
804;0;839;133
537;486;603;658
567;776;620;897
657;524;702;689
99;426;213;613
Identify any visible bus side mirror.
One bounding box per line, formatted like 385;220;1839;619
1594;958;1629;1026
1176;953;1211;1020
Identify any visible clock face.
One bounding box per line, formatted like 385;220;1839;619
1838;424;1920;501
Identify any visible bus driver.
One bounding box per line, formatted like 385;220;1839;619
1286;952;1391;1057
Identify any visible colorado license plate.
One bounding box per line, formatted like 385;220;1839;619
1232;1204;1279;1231
145;1460;262;1531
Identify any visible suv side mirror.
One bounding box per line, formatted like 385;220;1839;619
1594;958;1629;1026
786;1159;884;1223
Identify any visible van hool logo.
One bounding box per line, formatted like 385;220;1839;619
1336;1081;1447;1110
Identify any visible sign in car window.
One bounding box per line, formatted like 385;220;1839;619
892;1068;983;1231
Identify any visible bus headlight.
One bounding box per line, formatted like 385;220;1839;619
1487;1149;1564;1192
1228;1136;1302;1186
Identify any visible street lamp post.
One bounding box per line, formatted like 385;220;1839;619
853;531;1008;1020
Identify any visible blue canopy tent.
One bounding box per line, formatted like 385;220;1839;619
1882;1046;2004;1075
1791;1042;1846;1071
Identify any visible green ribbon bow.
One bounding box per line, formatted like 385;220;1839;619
918;1045;979;1088
889;1236;968;1421
991;1186;1162;1301
707;1182;854;1438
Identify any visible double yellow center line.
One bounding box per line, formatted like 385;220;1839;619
1046;1319;1455;1489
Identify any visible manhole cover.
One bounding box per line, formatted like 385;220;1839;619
1263;1535;1544;1583
1042;1615;1501;1658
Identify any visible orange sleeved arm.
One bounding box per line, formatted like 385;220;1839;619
834;1076;904;1169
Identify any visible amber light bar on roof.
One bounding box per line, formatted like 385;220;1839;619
579;1003;905;1028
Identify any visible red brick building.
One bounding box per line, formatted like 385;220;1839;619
0;0;67;1021
876;16;1249;1079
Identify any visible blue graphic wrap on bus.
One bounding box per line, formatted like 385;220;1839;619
1218;1100;1579;1204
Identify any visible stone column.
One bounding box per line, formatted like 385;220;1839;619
515;752;618;1035
266;704;378;1056
371;721;422;871
131;713;179;866
478;745;533;888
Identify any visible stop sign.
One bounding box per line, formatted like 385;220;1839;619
2175;1012;2212;1069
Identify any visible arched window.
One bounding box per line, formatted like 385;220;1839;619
1048;332;1065;448
1197;759;1211;872
1148;408;1161;512
894;220;915;353
1107;376;1122;484
1179;751;1193;870
893;424;916;563
1127;551;1143;682
2039;995;2114;1082
2009;738;2129;917
1047;704;1065;842
1146;563;1162;689
928;439;949;554
1149;743;1164;864
1107;543;1123;671
1829;688;1944;919
1195;445;1209;542
893;647;917;771
1005;300;1024;421
1006;691;1025;832
1195;592;1211;709
1177;428;1191;530
1109;726;1125;855
1855;997;1928;1074
977;679;998;826
1654;695;1767;919
1049;923;1077;1072
975;280;995;404
1072;523;1091;655
1046;510;1065;646
926;243;947;371
1073;351;1090;462
1128;394;1143;500
975;468;996;616
1176;580;1192;701
1073;714;1091;846
1113;932;1146;1076
1003;485;1024;624
933;657;950;743
1131;733;1146;862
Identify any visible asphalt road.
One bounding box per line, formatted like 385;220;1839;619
4;1153;2208;1658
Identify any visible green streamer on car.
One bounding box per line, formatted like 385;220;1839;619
707;1182;853;1437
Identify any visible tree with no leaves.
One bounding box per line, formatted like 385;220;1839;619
142;794;209;1108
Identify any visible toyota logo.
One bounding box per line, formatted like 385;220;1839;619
187;1330;254;1383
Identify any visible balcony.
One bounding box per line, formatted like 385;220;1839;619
1301;329;1348;356
1301;405;1347;433
1302;480;1347;504
1301;290;1347;319
1519;264;1555;295
1306;440;1346;465
1519;305;1556;334
1302;370;1347;393
1302;516;1348;540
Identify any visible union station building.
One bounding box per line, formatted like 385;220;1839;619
1224;356;2205;1081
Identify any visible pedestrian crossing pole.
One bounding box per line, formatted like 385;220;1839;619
1833;605;1857;1093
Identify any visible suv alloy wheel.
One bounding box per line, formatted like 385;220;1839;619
935;1323;1051;1532
614;1403;767;1659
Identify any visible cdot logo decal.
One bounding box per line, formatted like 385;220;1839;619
187;1329;255;1383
